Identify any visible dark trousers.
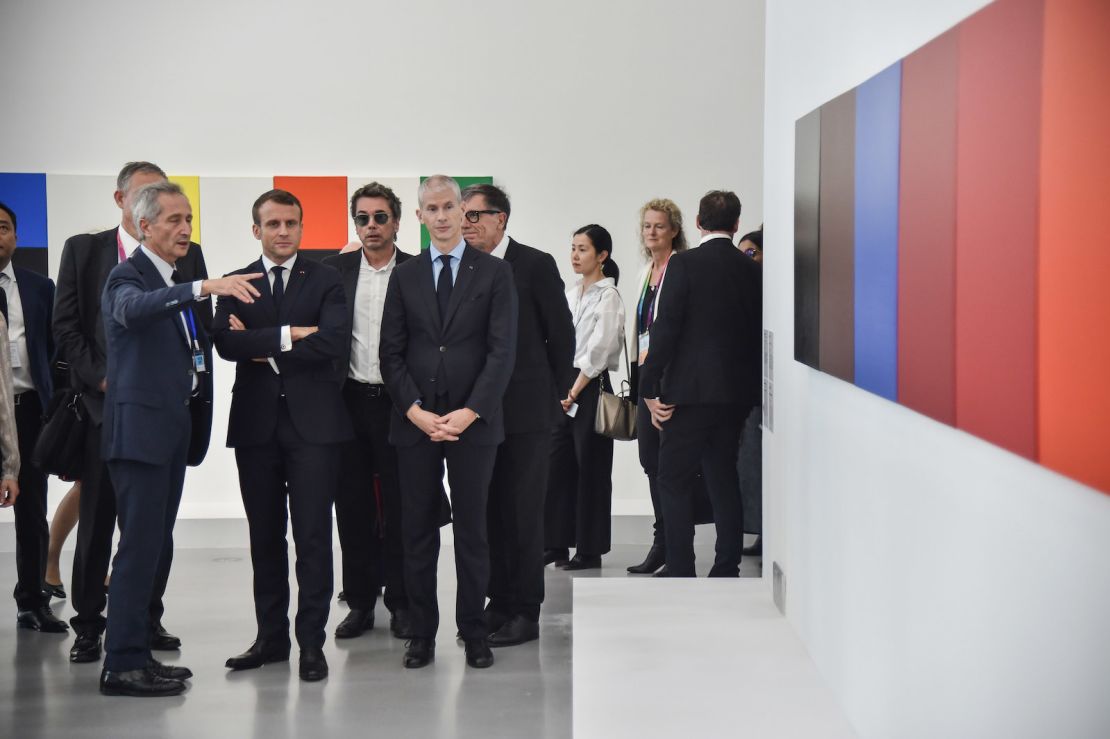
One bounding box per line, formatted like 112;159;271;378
104;429;188;671
738;405;762;535
487;429;551;621
235;401;338;651
398;433;497;642
335;380;406;613
544;376;613;556
636;398;666;548
657;403;746;578
70;418;167;635
12;392;48;610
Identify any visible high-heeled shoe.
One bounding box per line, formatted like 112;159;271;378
42;581;67;600
626;544;665;575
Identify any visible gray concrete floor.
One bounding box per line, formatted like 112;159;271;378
0;517;759;739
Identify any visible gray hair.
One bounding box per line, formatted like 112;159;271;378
131;181;185;242
116;161;167;194
418;175;461;207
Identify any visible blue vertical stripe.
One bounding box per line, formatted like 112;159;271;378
0;173;48;248
853;62;901;400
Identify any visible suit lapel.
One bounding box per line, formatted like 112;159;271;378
132;249;188;345
442;246;479;330
250;258;279;324
340;252;359;328
278;258;309;324
418;249;443;334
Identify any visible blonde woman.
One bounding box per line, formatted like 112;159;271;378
544;225;624;571
627;198;688;575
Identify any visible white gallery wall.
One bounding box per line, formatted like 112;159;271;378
763;1;1110;737
0;0;765;519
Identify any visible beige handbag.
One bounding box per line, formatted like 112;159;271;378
594;334;637;441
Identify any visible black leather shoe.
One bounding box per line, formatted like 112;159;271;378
543;548;569;567
389;609;414;639
403;638;435;669
225;640;291;671
561;554;601;571
17;605;70;633
464;638;494;668
100;667;184;697
742;535;762;557
149;623;181;651
299;648;328;682
42;582;67;600
334;608;375;639
71;632;103;663
483;609;509;636
146;658;192;681
627;544;666;574
488;615;539;648
651;565;671;578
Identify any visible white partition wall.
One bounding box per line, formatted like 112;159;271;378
762;1;1110;737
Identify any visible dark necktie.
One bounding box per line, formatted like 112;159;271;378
436;254;453;321
271;265;285;309
171;269;183;284
0;274;8;323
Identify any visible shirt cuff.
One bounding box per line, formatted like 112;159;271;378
267;357;281;375
280;325;292;352
191;280;206;299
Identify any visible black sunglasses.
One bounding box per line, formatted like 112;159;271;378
463;209;502;223
354;211;391;227
744;247;760;258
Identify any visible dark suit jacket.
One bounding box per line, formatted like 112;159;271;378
212;255;353;448
12;267;56;413
639;237;762;407
323;246;414;384
379;245;518;447
498;239;575;434
100;249;214;466
53;227;210;425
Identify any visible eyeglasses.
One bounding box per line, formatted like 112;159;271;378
463;209;502;223
354;212;391;227
744;248;760;258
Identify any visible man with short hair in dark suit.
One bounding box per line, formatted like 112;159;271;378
380;174;518;670
459;183;575;647
639;190;762;578
0;201;63;632
53;161;212;664
324;182;414;641
98;180;256;696
216;189;352;683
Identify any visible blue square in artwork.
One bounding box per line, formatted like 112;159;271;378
0;173;48;248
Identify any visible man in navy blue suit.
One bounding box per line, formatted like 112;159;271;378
0;201;63;632
98;181;260;697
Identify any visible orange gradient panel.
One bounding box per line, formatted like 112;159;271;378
272;176;348;250
1037;0;1110;494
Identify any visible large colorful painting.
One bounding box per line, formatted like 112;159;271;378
794;0;1110;495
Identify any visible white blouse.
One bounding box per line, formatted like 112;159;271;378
567;277;626;379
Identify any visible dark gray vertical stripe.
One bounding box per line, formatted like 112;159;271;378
794;107;822;368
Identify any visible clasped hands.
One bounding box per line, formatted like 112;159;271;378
406;405;478;442
228;314;318;362
644;397;675;431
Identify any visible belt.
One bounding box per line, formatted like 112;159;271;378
346;380;388;398
13;390;38;406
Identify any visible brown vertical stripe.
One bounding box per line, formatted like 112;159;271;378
794;108;822;369
818;90;856;382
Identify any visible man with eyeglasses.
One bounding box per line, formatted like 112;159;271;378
460;184;574;647
323;183;415;641
379;175;517;670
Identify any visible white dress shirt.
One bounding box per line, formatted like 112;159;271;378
699;232;734;246
349;249;396;384
260;252;297;353
567;276;625;379
118;224;141;261
490;234;511;260
0;265;33;393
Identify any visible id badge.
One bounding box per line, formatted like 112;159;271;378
193;350;208;374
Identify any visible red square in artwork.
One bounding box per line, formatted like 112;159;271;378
272;176;348;250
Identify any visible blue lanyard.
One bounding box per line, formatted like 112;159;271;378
184;307;199;349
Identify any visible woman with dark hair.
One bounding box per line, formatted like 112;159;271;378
544;225;625;571
627;198;688;575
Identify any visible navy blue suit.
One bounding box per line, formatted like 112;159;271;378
8;266;55;611
100;248;212;671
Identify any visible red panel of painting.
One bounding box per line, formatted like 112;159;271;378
273;176;348;250
954;0;1043;460
898;29;959;425
1038;0;1110;494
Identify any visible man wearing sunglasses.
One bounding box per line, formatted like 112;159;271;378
323;183;415;641
460;184;575;647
